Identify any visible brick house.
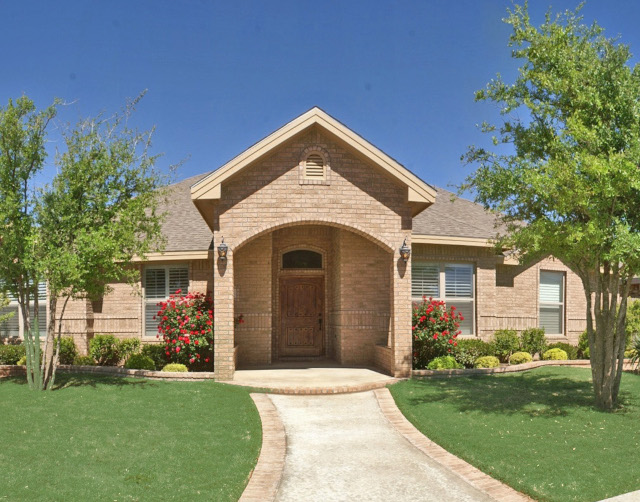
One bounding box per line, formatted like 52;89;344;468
0;108;587;379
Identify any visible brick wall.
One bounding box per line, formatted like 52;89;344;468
412;243;587;344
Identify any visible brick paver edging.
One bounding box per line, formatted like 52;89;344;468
412;359;636;378
374;387;534;502
239;394;286;502
222;378;398;395
0;364;215;381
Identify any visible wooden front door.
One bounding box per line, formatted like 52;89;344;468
279;276;324;357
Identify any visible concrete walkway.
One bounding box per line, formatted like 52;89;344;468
269;391;495;502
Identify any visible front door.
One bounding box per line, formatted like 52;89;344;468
279;276;324;357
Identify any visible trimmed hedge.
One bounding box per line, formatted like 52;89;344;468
519;328;547;357
124;354;156;371
542;348;568;360
547;342;578;360
510;351;533;365
492;329;520;362
162;363;188;372
426;356;463;370
454;339;495;368
474;356;500;369
72;355;96;366
141;344;168;371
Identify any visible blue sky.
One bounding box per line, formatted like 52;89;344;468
2;0;640;191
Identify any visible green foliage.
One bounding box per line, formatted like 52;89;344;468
141;344;168;370
0;291;14;325
542;348;568;361
547;342;579;360
576;331;592;359
626;301;640;345
519;328;547;357
492;329;520;363
510;351;533;365
625;348;637;359
124;354;155;371
474;356;500;369
16;356;27;366
72;355;95;366
454;339;496;368
89;335;139;366
631;337;640;369
411;297;464;368
162;363;188;372
462;2;640;409
426;356;463;370
55;337;78;365
0;345;26;365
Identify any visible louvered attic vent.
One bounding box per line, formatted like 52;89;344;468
304;154;325;179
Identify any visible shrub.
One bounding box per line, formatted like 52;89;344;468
426;356;463;370
510;351;533;365
118;338;140;362
89;335;139;366
547;342;578;360
492;329;520;363
474;356;500;368
0;345;26;365
141;344;168;370
124;354;156;371
626;300;640;349
412;297;464;369
454;339;495;368
519;328;547;357
625;348;637;359
542;348;568;360
578;331;589;359
162;363;188;372
16;355;27;366
156;290;215;371
72;355;95;366
53;337;78;365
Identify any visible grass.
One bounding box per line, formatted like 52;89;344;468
389;367;640;502
0;374;261;501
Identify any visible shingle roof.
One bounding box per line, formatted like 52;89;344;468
158;173;213;252
412;186;504;240
157;177;503;252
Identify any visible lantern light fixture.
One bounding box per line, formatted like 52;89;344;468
217;237;228;261
399;237;411;262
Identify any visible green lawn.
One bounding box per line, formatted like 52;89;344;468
0;374;261;501
390;367;640;502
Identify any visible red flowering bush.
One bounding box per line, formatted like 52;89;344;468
412;297;464;369
155;290;214;371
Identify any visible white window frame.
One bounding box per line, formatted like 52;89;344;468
411;262;476;336
539;270;565;336
0;284;47;339
142;265;189;337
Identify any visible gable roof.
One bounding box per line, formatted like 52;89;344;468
412;186;505;246
190;107;437;207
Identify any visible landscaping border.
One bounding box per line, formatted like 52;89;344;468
0;364;215;381
412;359;635;378
374;387;534;502
239;394;286;502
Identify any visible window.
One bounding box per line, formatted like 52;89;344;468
0;283;47;338
412;263;475;335
282;250;323;269
144;266;189;337
539;271;564;335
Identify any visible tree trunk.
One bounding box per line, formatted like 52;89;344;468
584;266;628;410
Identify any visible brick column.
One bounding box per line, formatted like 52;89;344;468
391;245;412;378
214;243;235;381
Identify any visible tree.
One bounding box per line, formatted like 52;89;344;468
463;3;640;409
0;96;56;388
0;291;15;327
0;93;168;390
35;93;168;389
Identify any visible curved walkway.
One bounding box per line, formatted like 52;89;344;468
261;390;498;502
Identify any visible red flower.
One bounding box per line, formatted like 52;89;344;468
205;358;210;363
176;346;181;353
166;351;170;356
195;340;199;345
453;342;457;346
175;289;182;295
206;320;213;326
448;339;453;344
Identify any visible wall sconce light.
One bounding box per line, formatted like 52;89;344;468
217;237;228;261
399;237;411;262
